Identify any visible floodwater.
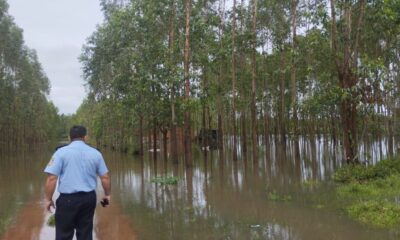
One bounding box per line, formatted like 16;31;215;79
0;138;399;240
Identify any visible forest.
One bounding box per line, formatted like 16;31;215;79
1;0;400;238
75;0;400;166
0;0;61;152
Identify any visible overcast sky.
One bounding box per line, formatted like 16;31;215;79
7;0;104;115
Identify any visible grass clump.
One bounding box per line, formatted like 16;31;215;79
333;159;400;183
151;176;180;185
333;158;400;228
347;200;400;228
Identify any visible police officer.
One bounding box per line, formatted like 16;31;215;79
44;125;111;240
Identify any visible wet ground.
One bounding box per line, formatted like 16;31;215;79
0;139;399;239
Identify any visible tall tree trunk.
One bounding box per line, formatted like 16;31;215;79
395;53;400;147
139;115;144;155
290;0;298;136
202;104;207;147
250;0;258;163
241;111;247;155
329;0;366;164
171;88;178;164
231;0;238;161
217;0;225;151
184;0;193;167
169;1;178;164
153;122;158;160
279;49;286;144
201;67;209;148
388;106;394;157
162;129;168;161
201;1;209;150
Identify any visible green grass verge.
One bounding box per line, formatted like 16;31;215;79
334;158;400;228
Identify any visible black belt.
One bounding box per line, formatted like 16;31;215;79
60;190;95;196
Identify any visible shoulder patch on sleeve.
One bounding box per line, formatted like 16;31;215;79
47;156;55;167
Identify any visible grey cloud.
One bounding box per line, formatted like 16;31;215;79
8;0;103;114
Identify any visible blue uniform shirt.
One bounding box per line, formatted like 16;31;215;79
44;140;109;194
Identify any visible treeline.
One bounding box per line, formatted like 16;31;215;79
77;0;400;164
0;0;61;151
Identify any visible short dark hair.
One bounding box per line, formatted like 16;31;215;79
69;125;87;140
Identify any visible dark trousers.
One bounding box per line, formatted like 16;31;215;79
55;191;96;240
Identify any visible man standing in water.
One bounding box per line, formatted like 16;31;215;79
44;125;111;240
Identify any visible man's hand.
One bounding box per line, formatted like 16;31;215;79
100;195;111;207
45;174;57;212
45;199;55;212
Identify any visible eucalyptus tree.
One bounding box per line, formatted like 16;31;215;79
328;0;367;163
325;0;399;163
184;0;193;166
360;0;400;148
250;0;258;161
81;0;188;155
76;0;400;165
290;0;299;135
231;0;238;161
0;0;60;150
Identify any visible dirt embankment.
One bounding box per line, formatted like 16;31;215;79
1;199;44;240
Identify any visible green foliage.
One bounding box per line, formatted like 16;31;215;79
334;158;400;228
333;159;400;183
348;201;400;228
151;176;180;185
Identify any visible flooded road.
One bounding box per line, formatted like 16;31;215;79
0;139;399;240
0;151;137;240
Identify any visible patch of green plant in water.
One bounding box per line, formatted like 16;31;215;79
302;179;321;188
47;214;56;227
267;191;292;202
151;176;180;185
313;204;325;209
334;158;400;229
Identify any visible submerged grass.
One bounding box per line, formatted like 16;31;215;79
334;158;400;228
47;214;56;227
267;191;292;202
151;176;180;185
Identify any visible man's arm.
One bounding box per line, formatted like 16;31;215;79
45;174;58;212
100;173;111;205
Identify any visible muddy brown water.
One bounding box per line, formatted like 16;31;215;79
0;140;399;240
